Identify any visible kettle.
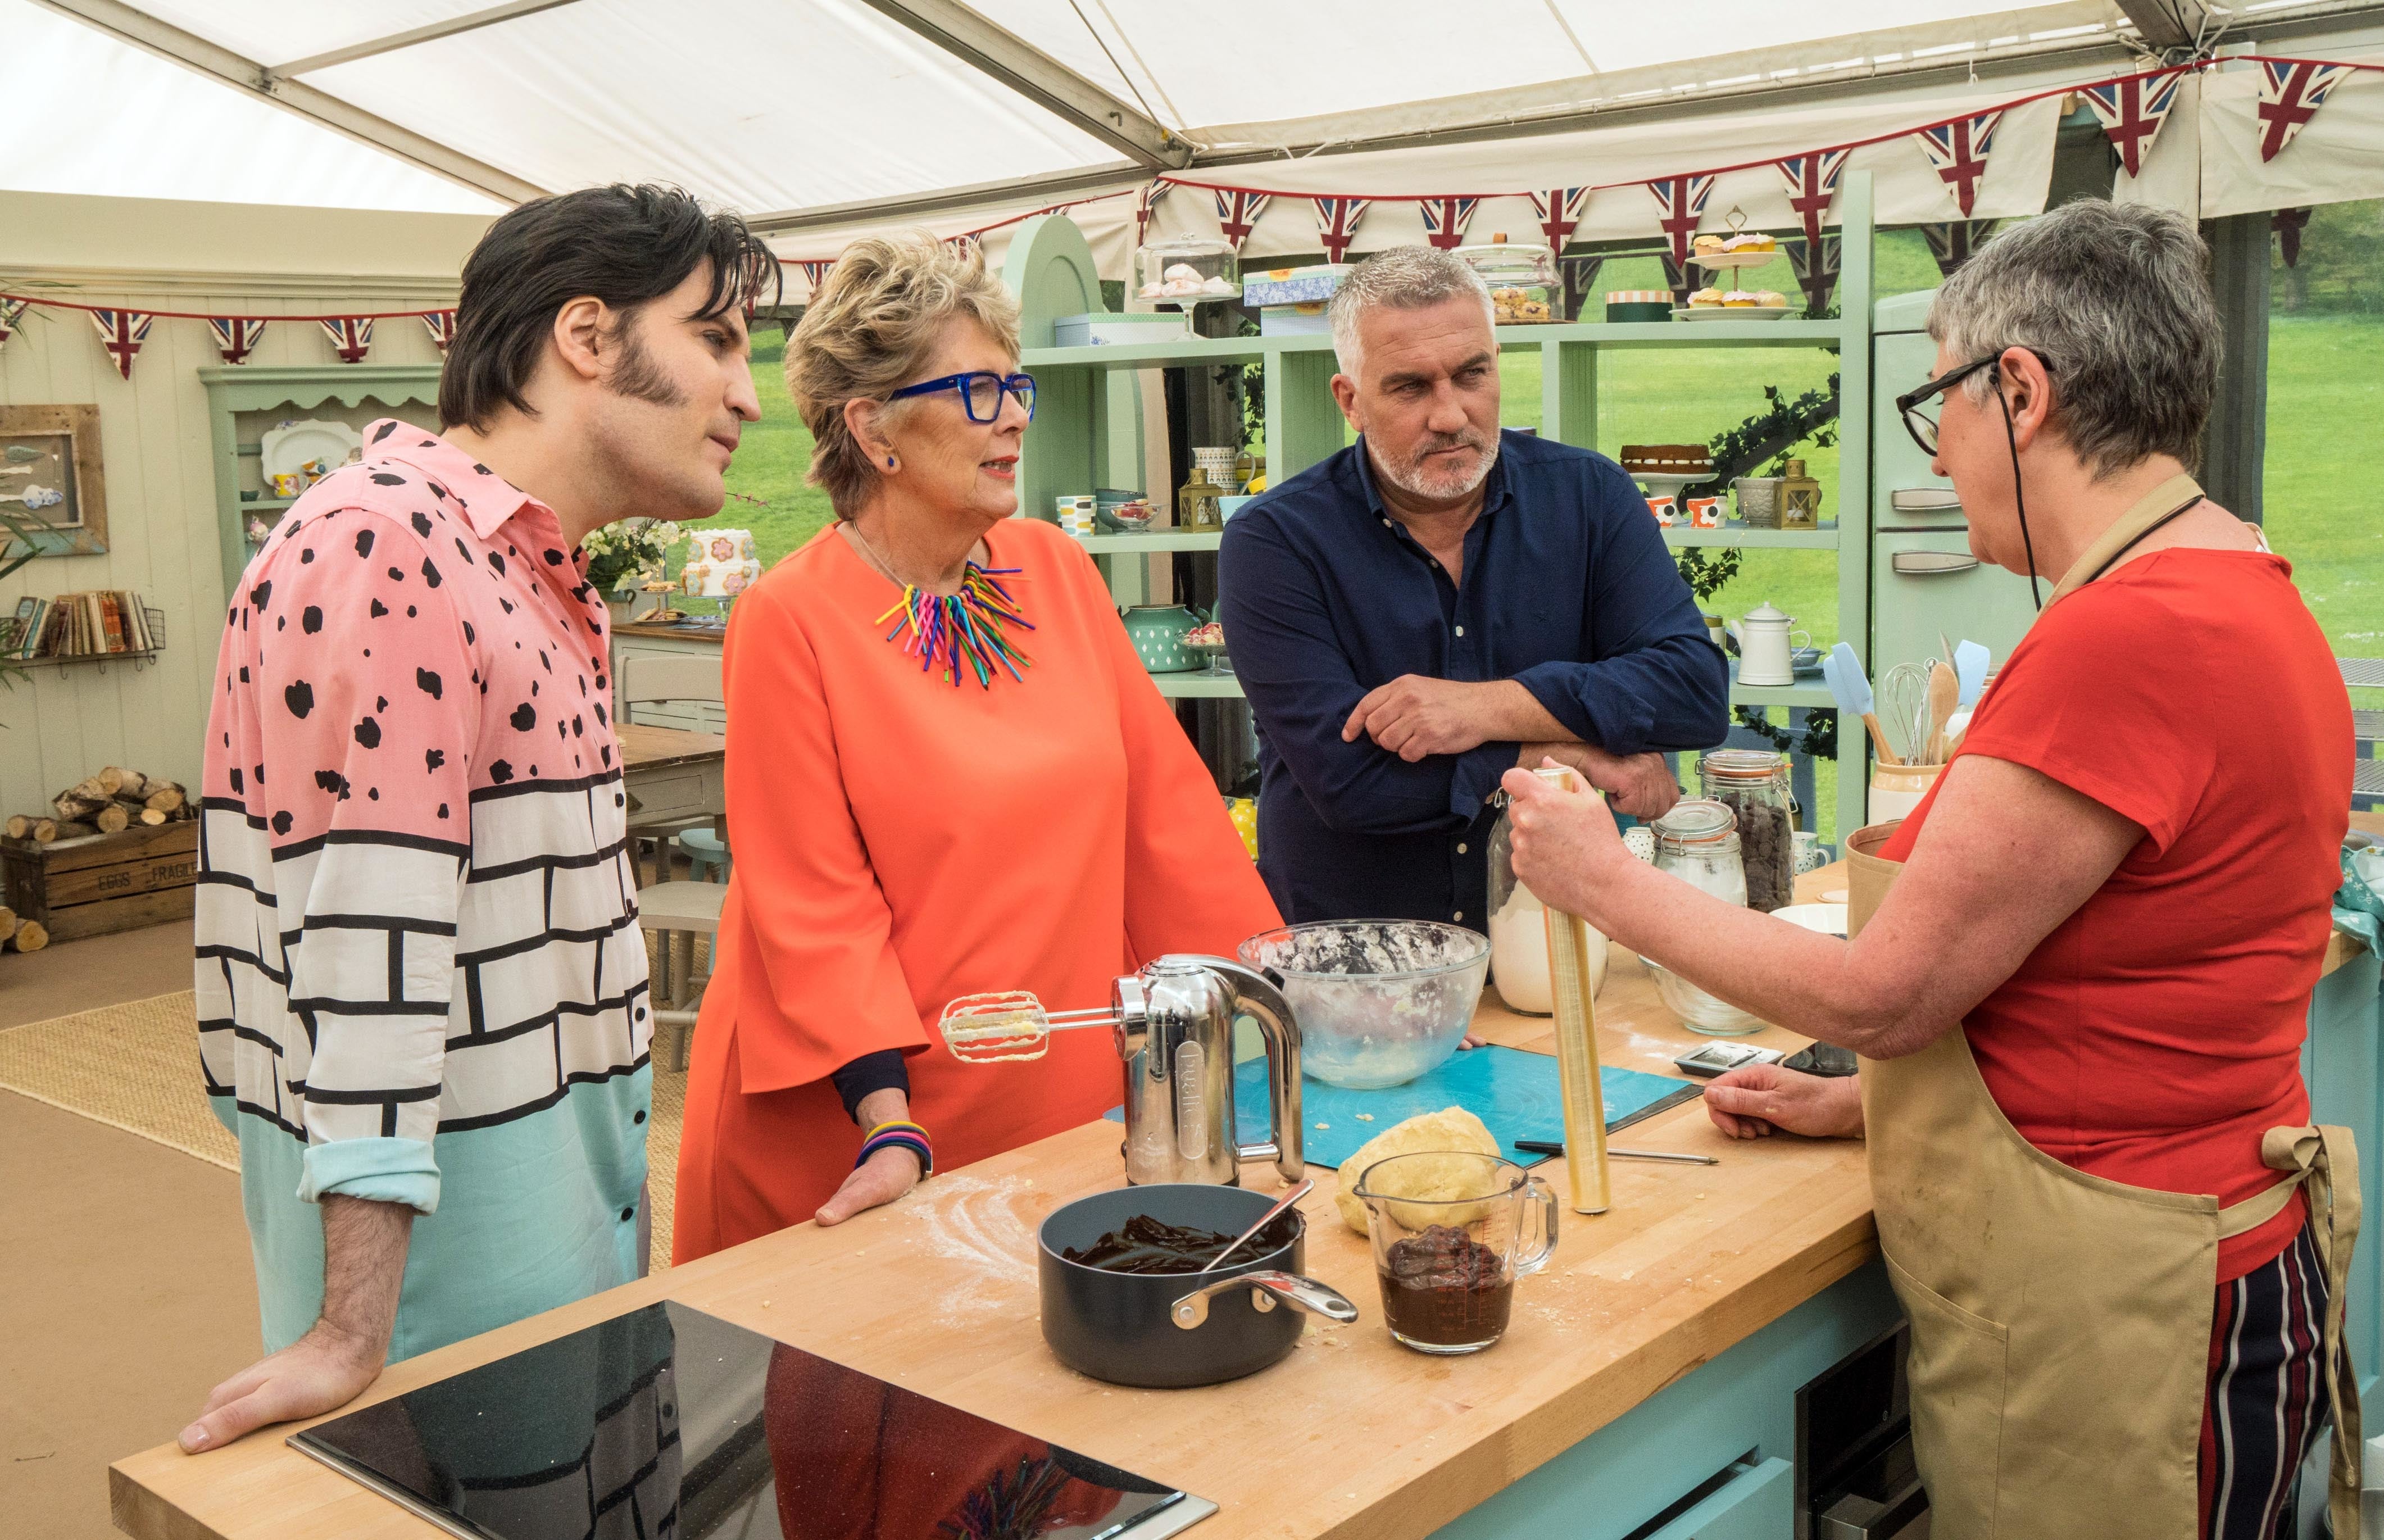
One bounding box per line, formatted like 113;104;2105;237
1113;957;1304;1187
1725;601;1810;688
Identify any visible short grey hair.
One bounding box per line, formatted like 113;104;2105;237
1928;200;2219;479
1328;246;1494;376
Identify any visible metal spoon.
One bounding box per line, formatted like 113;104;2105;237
1196;1178;1315;1275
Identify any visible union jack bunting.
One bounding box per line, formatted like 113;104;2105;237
1922;220;1995;278
1528;187;1589;252
0;297;27;352
1775;151;1850;247
2257;60;2351;162
1783;235;1840;315
320;316;374;364
1137;181;1173;244
1914;110;2003;218
206;316;268;365
1418;196;1480;251
420;310;457;353
89;307;153;380
1658;253;1695;310
793;260;835;292
2080;69;2186;178
1310;197;1371;261
2273;207;2313;269
1557;254;1606;321
1213;189;1273;250
1646;175;1714;266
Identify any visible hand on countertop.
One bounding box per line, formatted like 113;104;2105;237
816;1143;925;1226
1523;741;1681;821
178;1319;385;1454
1702;1065;1865;1141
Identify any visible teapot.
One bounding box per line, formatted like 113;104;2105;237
1726;601;1810;688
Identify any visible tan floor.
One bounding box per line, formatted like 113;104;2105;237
1;921;260;1540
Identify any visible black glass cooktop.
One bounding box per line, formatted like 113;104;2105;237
290;1300;1214;1540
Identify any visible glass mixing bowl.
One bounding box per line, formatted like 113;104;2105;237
1238;921;1490;1089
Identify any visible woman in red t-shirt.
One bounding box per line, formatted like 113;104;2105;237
1503;200;2354;1540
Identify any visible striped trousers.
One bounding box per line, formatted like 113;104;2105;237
2201;1223;2335;1540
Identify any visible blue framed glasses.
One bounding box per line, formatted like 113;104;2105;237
888;370;1037;424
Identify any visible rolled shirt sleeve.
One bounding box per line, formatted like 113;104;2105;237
243;508;478;1214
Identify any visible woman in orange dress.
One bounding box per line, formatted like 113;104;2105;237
673;235;1279;1262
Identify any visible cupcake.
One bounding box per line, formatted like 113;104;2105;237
1692;234;1726;256
1722;233;1778;253
1756;290;1790;308
1723;290;1759;307
1688;287;1725;307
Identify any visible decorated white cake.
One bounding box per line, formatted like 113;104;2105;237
680;529;761;599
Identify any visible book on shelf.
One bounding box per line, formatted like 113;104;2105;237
15;589;158;659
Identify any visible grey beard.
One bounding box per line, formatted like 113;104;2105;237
1370;433;1497;503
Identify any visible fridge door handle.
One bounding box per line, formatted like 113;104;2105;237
1890;551;1979;576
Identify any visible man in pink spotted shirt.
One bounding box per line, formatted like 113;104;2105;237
185;185;775;1456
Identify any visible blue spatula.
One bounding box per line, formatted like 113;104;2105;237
1828;642;1899;764
1954;640;1990;707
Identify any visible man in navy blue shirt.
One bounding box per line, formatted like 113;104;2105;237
1219;247;1728;928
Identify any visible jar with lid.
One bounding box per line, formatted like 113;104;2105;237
1646;799;1765;1035
1137;235;1239;305
1486;799;1606;1015
1454;234;1561;324
1697;749;1796;912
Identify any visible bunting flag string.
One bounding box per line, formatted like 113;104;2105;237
421;310;457;353
2081;69;2185;178
1923;220;1996;278
1658;253;1696;310
793;259;835;293
1212;189;1272;250
1136;181;1172;244
1775;151;1850;247
0;297;27;352
1647;176;1715;267
1419;196;1480;250
1310;197;1371;261
1528;187;1590;252
2256;60;2351;161
1783;234;1841;315
1557;254;1606;321
2273;206;2313;267
1914;111;2004;217
320;317;375;364
206;316;268;365
89;308;153;379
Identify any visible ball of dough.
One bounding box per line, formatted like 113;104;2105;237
1332;1106;1504;1234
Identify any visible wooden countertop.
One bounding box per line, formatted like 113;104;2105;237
614;720;725;770
112;876;1872;1540
611;620;726;642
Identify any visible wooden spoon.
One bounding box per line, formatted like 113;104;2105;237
1924;660;1959;765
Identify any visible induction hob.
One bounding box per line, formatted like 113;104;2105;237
290;1300;1214;1540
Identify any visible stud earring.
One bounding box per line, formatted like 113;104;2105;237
886;456;896;468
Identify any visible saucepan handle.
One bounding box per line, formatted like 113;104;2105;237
1170;1270;1359;1330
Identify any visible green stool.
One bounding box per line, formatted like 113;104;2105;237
676;826;732;884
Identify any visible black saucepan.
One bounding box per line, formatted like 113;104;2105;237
1038;1184;1359;1389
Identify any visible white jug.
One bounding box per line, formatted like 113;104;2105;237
1727;601;1809;687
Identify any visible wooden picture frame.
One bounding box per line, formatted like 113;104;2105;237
0;403;108;558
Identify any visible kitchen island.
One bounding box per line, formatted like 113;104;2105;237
111;864;2384;1540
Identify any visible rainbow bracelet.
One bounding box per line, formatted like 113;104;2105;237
857;1119;933;1176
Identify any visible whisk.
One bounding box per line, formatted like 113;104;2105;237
939;991;1117;1063
1879;661;1937;766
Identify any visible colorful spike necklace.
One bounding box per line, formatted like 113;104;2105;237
856;526;1035;689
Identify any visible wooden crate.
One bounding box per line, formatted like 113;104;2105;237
1;820;199;942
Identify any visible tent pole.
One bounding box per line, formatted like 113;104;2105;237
2200;213;2270;526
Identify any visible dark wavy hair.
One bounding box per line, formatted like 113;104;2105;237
438;184;782;431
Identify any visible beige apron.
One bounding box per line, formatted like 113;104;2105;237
1840;480;2362;1537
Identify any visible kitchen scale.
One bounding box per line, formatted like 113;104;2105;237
289;1300;1216;1540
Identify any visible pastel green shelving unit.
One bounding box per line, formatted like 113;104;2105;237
1007;172;1879;840
199;364;446;597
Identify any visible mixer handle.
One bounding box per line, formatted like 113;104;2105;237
1170;956;1304;1185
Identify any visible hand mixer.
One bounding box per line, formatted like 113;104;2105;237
939;957;1306;1188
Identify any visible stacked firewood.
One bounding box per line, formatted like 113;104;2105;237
4;766;194;845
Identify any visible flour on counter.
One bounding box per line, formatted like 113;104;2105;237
894;1173;1042;1324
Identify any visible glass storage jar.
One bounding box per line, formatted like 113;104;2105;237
1486;800;1606;1015
1455;234;1561;323
1697;749;1796;912
1646;799;1765;1035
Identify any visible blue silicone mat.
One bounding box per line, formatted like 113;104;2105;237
1102;1044;1700;1170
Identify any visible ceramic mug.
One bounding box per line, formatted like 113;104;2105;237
1646;495;1677;527
267;473;302;498
1687;496;1722;529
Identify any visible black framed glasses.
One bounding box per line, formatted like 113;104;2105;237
888;370;1037;424
1894;349;2050;455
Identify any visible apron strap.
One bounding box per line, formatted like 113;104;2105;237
2245;1124;2364;1537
